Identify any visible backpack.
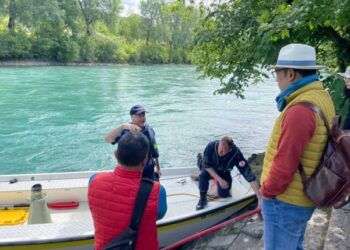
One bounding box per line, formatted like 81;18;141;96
296;102;350;208
103;178;154;250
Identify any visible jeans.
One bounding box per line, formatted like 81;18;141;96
199;168;232;197
262;198;315;250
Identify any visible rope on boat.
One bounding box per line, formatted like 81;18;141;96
160;208;261;250
166;193;226;202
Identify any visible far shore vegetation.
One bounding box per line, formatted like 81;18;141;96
0;0;199;64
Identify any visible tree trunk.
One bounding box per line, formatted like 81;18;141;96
146;29;150;45
8;0;16;30
77;0;92;36
85;17;92;36
317;26;350;71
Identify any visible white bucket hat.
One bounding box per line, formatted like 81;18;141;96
271;43;325;70
337;66;350;79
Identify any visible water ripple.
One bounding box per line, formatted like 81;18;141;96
0;66;279;174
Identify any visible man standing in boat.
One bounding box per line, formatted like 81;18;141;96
196;136;262;210
105;105;161;180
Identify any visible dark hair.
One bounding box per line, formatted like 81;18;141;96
116;132;150;167
292;69;317;77
220;136;234;148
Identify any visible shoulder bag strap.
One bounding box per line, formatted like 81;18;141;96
129;178;154;231
293;102;330;186
295;102;331;133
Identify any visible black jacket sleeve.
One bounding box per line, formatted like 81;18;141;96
234;151;256;182
202;142;216;168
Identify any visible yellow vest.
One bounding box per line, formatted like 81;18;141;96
261;81;335;206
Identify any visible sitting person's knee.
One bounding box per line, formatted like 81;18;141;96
218;188;231;198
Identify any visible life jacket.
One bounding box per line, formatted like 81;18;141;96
144;124;159;158
88;166;160;250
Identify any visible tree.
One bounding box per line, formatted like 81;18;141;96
162;1;199;62
119;14;143;42
140;0;165;44
77;0;122;36
192;0;350;98
7;0;15;29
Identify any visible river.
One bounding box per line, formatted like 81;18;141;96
0;65;279;174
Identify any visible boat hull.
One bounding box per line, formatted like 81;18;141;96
0;197;256;250
0;167;257;249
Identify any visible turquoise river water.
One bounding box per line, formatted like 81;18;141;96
0;65;279;174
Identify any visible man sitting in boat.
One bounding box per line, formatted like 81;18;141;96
88;132;167;250
105;105;161;180
196;136;262;210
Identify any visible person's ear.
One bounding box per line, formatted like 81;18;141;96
288;69;296;80
289;69;293;78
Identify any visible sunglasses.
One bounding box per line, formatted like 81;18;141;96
271;68;287;77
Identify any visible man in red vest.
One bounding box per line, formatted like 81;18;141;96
88;132;166;250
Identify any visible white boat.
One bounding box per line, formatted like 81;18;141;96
0;167;257;249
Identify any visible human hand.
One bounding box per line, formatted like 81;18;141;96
124;123;142;132
257;195;262;209
218;179;229;189
262;195;272;201
155;168;161;177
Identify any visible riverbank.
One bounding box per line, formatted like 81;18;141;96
0;61;191;67
181;206;350;250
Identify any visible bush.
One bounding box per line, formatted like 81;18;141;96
0;30;32;60
56;36;80;62
324;76;349;122
94;35;117;62
139;43;169;64
32;35;57;60
169;48;188;64
79;36;97;62
78;34;129;63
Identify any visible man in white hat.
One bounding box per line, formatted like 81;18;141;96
260;44;335;250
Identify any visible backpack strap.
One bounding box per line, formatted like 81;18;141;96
129;178;154;231
295;102;331;133
293;102;330;186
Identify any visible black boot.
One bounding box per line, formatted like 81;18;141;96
196;192;208;210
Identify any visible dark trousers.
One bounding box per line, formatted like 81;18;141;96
142;165;154;179
199;168;232;198
142;159;159;181
343;112;350;130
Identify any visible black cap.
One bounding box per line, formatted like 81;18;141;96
130;105;146;115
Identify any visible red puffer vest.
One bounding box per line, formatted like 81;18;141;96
88;166;160;250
